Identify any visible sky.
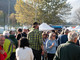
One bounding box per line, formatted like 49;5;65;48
66;0;80;23
67;0;80;15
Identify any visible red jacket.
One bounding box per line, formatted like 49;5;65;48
0;45;7;60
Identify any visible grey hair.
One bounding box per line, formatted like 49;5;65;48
3;31;10;36
68;31;78;41
48;32;55;40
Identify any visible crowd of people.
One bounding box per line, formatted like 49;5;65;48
0;22;80;60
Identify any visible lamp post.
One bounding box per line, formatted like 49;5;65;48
4;13;5;30
8;0;10;30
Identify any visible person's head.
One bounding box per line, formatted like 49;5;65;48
64;29;69;35
60;30;64;35
9;31;15;35
33;22;39;29
49;32;56;40
52;30;55;33
68;31;79;43
17;28;22;33
20;37;29;49
3;31;10;37
23;27;29;33
42;32;48;39
0;35;5;46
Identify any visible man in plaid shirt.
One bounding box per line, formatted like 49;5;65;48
27;22;43;60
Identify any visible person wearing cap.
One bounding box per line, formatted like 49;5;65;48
53;31;80;60
3;31;13;60
0;35;7;60
22;27;29;37
27;22;43;60
57;29;69;45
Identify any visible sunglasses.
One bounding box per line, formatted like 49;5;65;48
52;35;56;37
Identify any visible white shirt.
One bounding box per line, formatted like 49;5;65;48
16;47;34;60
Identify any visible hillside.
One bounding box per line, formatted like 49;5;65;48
0;0;16;14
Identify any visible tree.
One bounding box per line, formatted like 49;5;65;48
9;13;19;26
15;0;70;25
37;0;71;24
15;0;35;25
0;10;4;26
0;10;4;18
70;8;80;24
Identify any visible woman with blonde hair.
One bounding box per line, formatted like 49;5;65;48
46;32;58;60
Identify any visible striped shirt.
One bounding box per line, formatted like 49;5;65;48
27;29;43;50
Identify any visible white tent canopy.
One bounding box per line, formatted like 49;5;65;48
11;27;16;31
74;25;80;30
39;23;54;31
66;26;74;31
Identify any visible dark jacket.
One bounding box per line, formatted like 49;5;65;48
57;35;68;45
53;41;80;60
9;35;18;48
22;32;27;37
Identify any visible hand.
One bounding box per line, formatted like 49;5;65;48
13;45;16;48
50;43;55;48
0;50;5;54
41;45;44;51
41;50;44;55
52;43;54;46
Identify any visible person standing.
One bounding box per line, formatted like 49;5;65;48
0;35;7;60
57;29;69;45
16;28;22;47
16;38;34;60
27;22;43;60
3;31;13;60
9;31;18;48
9;31;18;60
22;27;29;37
42;32;48;60
53;31;80;60
16;28;22;41
46;32;58;60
